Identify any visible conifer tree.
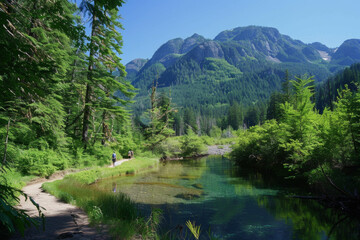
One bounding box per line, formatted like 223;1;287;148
79;0;135;146
228;101;243;130
145;82;175;149
0;0;79;235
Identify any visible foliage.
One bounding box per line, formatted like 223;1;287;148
180;128;206;157
316;63;360;112
154;137;182;158
0;166;44;238
79;0;136;146
231;120;287;169
231;75;360;193
145;83;175;149
17;148;70;177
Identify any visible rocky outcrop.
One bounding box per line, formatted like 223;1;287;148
181;33;206;53
151;38;184;63
186;41;225;62
125;58;148;75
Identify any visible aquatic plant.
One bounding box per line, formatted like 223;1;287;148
186;220;201;240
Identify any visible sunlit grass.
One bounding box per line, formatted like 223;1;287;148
63;157;159;184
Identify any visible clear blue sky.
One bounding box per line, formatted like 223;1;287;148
116;0;360;64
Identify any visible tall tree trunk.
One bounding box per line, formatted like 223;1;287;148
3;118;10;165
101;110;108;145
82;83;92;146
82;1;98;147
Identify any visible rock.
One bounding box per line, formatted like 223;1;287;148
175;193;201;200
192;183;203;189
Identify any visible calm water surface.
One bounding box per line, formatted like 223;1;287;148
95;156;358;240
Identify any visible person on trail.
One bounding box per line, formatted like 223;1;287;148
112;182;117;193
112;152;116;167
128;150;132;159
131;150;134;159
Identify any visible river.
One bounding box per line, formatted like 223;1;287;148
94;156;358;239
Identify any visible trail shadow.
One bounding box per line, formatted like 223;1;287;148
10;212;109;240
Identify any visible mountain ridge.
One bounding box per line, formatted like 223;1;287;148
126;26;360;117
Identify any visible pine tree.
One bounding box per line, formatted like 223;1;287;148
228;101;243;130
79;0;136;147
0;0;79;234
145;82;175;149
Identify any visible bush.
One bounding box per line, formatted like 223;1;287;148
154;137;181;157
209;125;222;138
115;134;139;158
230;120;287;169
180;128;206;157
18;148;69;177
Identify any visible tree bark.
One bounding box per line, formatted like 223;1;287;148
3;118;10;165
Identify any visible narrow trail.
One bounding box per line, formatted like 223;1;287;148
11;159;130;240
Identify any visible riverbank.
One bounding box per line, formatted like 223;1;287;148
11;157;159;240
11;146;232;239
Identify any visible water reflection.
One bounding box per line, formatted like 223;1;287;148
94;156;359;240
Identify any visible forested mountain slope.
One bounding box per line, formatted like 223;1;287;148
316;63;360;111
126;26;360;118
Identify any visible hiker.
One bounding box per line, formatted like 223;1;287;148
128;150;132;159
112;182;117;193
112;151;116;167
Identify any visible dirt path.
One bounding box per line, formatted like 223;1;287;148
11;159;130;240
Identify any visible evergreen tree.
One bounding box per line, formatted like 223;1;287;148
281;76;319;171
79;0;135;147
145;82;175;149
183;108;197;134
0;0;79;235
228;101;243;130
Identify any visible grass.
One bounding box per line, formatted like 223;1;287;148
0;168;36;189
63;157;159;184
42;156;160;239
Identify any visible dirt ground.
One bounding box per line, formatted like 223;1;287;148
10;160;130;240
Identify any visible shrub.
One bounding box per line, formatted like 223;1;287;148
180;128;206;157
18;148;68;177
154;137;181;157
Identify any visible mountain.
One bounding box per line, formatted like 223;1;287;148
331;39;360;65
214;26;322;63
125;58;148;79
126;26;360;117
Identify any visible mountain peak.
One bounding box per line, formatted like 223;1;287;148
181;34;206;53
125;58;148;73
150;38;184;63
332;39;360;65
189;33;203;39
214;26;281;42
